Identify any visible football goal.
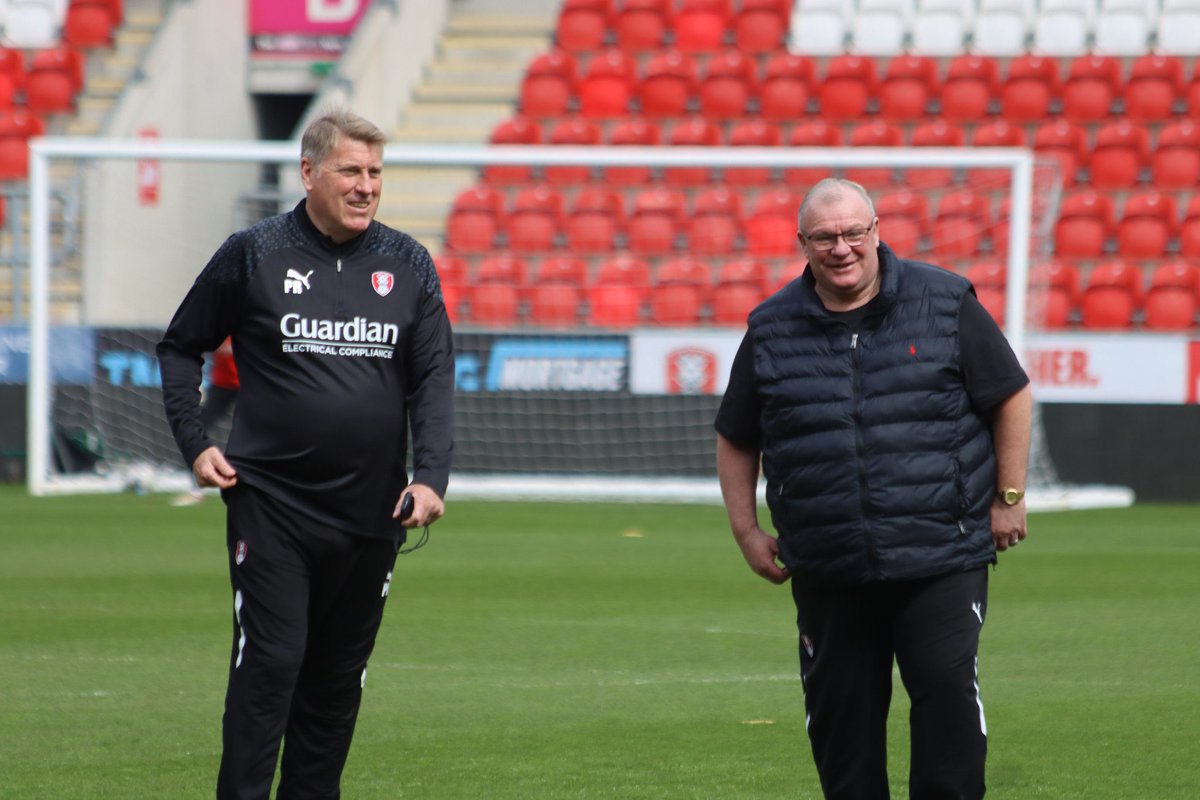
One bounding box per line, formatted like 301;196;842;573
23;136;1132;510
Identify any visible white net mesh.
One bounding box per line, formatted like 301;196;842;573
22;139;1129;508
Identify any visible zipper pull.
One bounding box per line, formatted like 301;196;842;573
336;258;342;273
851;332;859;350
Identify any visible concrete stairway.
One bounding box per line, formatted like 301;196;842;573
379;0;559;255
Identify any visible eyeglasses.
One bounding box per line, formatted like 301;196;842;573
800;220;876;251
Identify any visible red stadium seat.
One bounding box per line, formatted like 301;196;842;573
0;48;26;92
1125;54;1185;122
483;116;542;185
506;185;564;254
1150;120;1200;191
709;284;762;325
445;184;504;253
627;186;686;255
604;117;661;185
1143;260;1200;331
845;120;903;188
724;118;781;186
578;48;637;118
663;117;721;186
940;55;999;123
687;185;743;255
650;257;713;324
817;54;878;122
528;256;588;327
1054;190;1116;259
0;108;45;180
1060;54;1122;123
1090;120;1150;189
745;187;800;258
970;120;1027;189
476;253;529;284
878;54;939;122
435;255;469;323
1000;54;1060;123
1033;120;1089;187
930;190;991;261
674;0;732;53
699;49;758;121
555;0;612;52
470;255;530;327
565;186;625;253
876;189;929;255
785;120;842;188
907;119;964;189
64;0;117;48
759;52;814;122
1080;260;1142;330
544;116;602;185
1029;260;1082;329
719;257;771;290
589;255;651;326
710;258;771;324
1180;195;1200;259
733;0;788;53
637;49;697;118
615;0;671;52
1116;191;1178;260
520;49;577;118
25;47;85;114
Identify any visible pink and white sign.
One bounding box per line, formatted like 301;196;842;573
249;0;368;36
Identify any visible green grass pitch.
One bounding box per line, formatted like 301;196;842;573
1;486;1197;799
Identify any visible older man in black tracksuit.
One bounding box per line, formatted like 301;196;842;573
158;110;454;799
716;178;1032;799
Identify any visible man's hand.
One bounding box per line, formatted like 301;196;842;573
991;500;1028;552
734;525;791;584
192;446;237;490
393;483;444;528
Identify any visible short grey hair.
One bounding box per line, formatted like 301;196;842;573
300;109;387;166
797;177;876;233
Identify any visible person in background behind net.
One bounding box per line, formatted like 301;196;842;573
171;336;238;506
714;177;1032;800
157;108;455;800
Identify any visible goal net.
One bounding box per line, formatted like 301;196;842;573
24;137;1133;510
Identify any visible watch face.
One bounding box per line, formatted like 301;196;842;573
1002;489;1023;505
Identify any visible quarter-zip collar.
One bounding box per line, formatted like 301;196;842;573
292;199;372;256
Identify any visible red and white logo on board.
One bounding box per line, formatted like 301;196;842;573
371;271;394;297
235;540;248;565
666;348;717;395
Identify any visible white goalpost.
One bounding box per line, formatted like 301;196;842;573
24;137;1132;510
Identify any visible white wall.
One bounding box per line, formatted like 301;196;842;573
81;0;263;325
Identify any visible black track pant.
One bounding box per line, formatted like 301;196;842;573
217;484;400;800
791;568;989;800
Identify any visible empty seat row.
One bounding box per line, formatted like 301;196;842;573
791;0;1200;57
969;257;1200;331
557;0;792;55
1055;189;1200;259
488;112;1200;191
524;48;1200;123
436;250;803;328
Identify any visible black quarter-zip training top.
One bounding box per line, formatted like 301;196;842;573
158;200;454;539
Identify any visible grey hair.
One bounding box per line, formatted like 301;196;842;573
797;177;876;233
300;108;387;166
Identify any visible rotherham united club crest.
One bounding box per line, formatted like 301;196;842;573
666;348;717;395
371;271;394;297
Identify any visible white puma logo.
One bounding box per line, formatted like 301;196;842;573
284;269;314;294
